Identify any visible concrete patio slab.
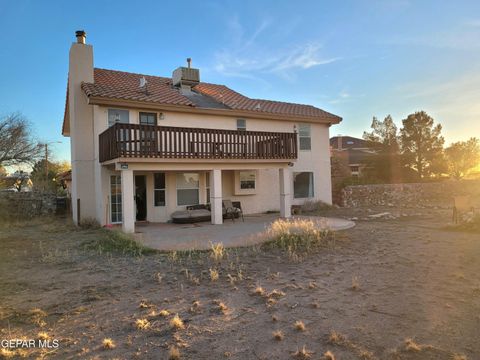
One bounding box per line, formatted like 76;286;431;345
133;214;355;251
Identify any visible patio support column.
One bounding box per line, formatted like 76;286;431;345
210;169;223;225
121;169;135;233
279;167;292;218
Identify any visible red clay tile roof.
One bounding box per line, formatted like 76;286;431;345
87;68;340;120
64;68;341;134
82;68;194;106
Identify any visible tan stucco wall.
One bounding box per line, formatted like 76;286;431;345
68;43;96;224
74;101;332;225
72;95;331;224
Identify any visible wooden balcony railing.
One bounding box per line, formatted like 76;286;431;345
99;123;298;162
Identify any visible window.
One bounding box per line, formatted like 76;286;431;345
298;124;311;150
139;112;157;126
177;172;199;206
239;170;256;189
293;172;314;198
237;118;246;131
110;175;122;223
154;173;166;206
108;109;129;127
205;172;211;203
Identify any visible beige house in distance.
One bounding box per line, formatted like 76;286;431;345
62;31;342;233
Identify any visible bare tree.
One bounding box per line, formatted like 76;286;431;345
0;113;43;167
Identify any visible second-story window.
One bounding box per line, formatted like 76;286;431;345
237;118;246;131
108;109;129;127
298;124;311;151
139;112;157;126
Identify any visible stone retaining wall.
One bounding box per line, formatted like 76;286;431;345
342;180;480;208
0;192;58;219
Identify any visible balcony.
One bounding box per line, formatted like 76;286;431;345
99;123;298;163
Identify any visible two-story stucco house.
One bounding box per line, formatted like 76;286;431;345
62;31;341;233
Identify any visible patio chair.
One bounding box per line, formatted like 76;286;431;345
452;196;475;224
223;200;244;222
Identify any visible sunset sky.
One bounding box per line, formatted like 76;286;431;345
1;0;479;165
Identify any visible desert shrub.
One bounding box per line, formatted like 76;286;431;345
300;199;333;213
79;217;101;229
263;218;333;254
82;229;155;256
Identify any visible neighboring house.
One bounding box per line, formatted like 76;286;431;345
0;171;33;192
330;136;375;177
62;31;342;233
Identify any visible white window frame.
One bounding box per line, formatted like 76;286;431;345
110;175;122;224
154;172;166;207
293;172;314;199
176;172;200;206
108;108;129;127
205;172;211;203
237;118;247;131
234;170;257;195
298;124;311;151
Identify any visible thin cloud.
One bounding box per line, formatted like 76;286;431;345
212;18;339;79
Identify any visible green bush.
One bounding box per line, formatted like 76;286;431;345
82;228;155;256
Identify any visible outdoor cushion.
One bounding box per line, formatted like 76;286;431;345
171;209;211;223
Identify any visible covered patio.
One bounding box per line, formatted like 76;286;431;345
132;214;355;251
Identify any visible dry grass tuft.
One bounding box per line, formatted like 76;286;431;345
267;289;286;299
328;330;373;359
190;300;201;313
328;330;345;344
264;218;333;256
158;309;170;317
351;276;360;290
102;338;116;349
210;242;225;261
293;345;313;359
323;350;336;360
209;268;219;282
169;346;181;360
37;331;50;341
135;318;151;330
273;330;284;341
294;320;306;331
139;300;154;309
254;286;265;296
404;338;421;352
452;354;468;360
29;308;47;327
169;314;185;330
0;348;17;358
217;302;228;314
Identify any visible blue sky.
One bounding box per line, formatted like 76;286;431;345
1;0;480;167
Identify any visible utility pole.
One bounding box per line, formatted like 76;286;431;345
43;141;61;191
45;143;48;182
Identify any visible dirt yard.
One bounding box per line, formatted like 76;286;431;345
1;208;479;359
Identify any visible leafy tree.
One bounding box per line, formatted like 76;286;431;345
400;111;445;179
362;115;404;183
0;113;42;167
30;159;70;191
445;138;480;179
